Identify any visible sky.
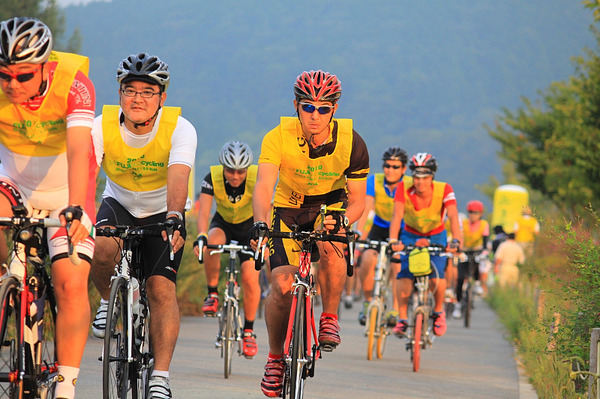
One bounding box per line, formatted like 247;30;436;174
57;0;111;6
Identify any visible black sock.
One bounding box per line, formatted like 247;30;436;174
244;319;254;331
208;285;218;295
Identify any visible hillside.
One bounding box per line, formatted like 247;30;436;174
61;0;595;208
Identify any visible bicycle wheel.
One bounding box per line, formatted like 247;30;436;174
223;302;234;379
464;285;472;328
366;306;378;361
36;278;58;398
0;276;23;398
103;277;130;399
376;321;388;360
412;313;423;372
287;286;306;399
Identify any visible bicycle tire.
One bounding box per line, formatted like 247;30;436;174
36;275;58;399
0;276;23;399
366;306;378;361
464;285;472;328
287;286;306;399
103;276;130;399
223;302;234;379
376;320;387;359
412;313;423;372
132;295;152;399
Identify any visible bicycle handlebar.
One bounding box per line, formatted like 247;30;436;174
197;242;255;263
395;244;452;257
253;228;356;276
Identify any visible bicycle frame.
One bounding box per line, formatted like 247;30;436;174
0;208;62;398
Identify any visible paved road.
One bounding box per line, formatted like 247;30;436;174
75;296;536;398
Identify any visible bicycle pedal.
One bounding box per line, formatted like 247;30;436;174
319;343;336;352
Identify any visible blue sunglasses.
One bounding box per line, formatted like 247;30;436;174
299;102;334;115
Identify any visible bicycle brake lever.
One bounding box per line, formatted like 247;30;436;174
166;224;175;261
64;219;81;265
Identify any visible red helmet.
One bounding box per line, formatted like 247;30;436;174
409;152;437;176
466;200;484;213
294;70;342;103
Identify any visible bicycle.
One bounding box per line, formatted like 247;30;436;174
399;244;450;372
97;222;174;399
458;249;486;328
0;204;80;398
255;222;355;399
355;239;394;361
197;240;255;379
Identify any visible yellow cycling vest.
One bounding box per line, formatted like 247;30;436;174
0;51;89;156
210;164;257;224
274;117;353;208
102;105;180;192
462;219;488;249
403;180;446;235
515;216;537;243
373;174;412;221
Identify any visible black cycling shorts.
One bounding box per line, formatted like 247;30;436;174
96;197;186;283
209;213;254;262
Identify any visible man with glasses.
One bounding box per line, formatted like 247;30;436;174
251;70;369;397
388;152;462;339
0;17;96;399
90;52;197;398
355;146;411;326
193;140;261;359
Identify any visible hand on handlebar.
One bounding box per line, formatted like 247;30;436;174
446;238;461;254
59;205;92;245
389;239;404;252
163;216;186;255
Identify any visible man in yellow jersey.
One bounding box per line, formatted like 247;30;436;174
389;153;462;338
514;205;539;259
90;53;197;399
0;17;96;399
356;146;410;326
452;200;490;319
193;140;261;358
252;70;369;397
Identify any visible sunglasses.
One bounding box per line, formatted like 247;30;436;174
0;66;41;83
224;167;247;175
298;102;334;115
383;163;403;170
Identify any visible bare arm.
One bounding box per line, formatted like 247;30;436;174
389;200;404;242
345;178;367;226
355;194;374;239
64;126;92;244
165;163;191;252
195;192;214;236
253;163;279;224
446;203;463;244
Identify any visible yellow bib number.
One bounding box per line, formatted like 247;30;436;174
408;248;432;276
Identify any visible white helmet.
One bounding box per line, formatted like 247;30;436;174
0;17;52;65
219;141;253;170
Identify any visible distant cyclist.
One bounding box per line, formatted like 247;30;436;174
252;70;369;397
356;146;411;326
388;153;462;338
514;205;539;259
193;140;261;359
90;52;197;398
0;17;96;399
452;200;489;318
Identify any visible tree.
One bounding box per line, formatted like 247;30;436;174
486;27;600;219
0;0;80;53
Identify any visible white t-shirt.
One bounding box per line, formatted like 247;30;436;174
92;108;197;218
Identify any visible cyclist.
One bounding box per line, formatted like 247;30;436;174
452;200;489;319
193;140;261;358
251;70;369;397
388;152;462;338
356;146;411;326
0;17;96;399
514;205;539;259
90;52;197;398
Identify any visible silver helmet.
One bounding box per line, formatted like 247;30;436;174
116;52;170;90
0;17;53;65
219;141;253;170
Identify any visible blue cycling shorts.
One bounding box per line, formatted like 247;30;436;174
396;230;447;279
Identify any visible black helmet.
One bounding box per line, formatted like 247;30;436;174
382;146;408;165
116;52;170;90
409;152;437;176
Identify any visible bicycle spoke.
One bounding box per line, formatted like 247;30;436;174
103;277;130;399
0;277;23;398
